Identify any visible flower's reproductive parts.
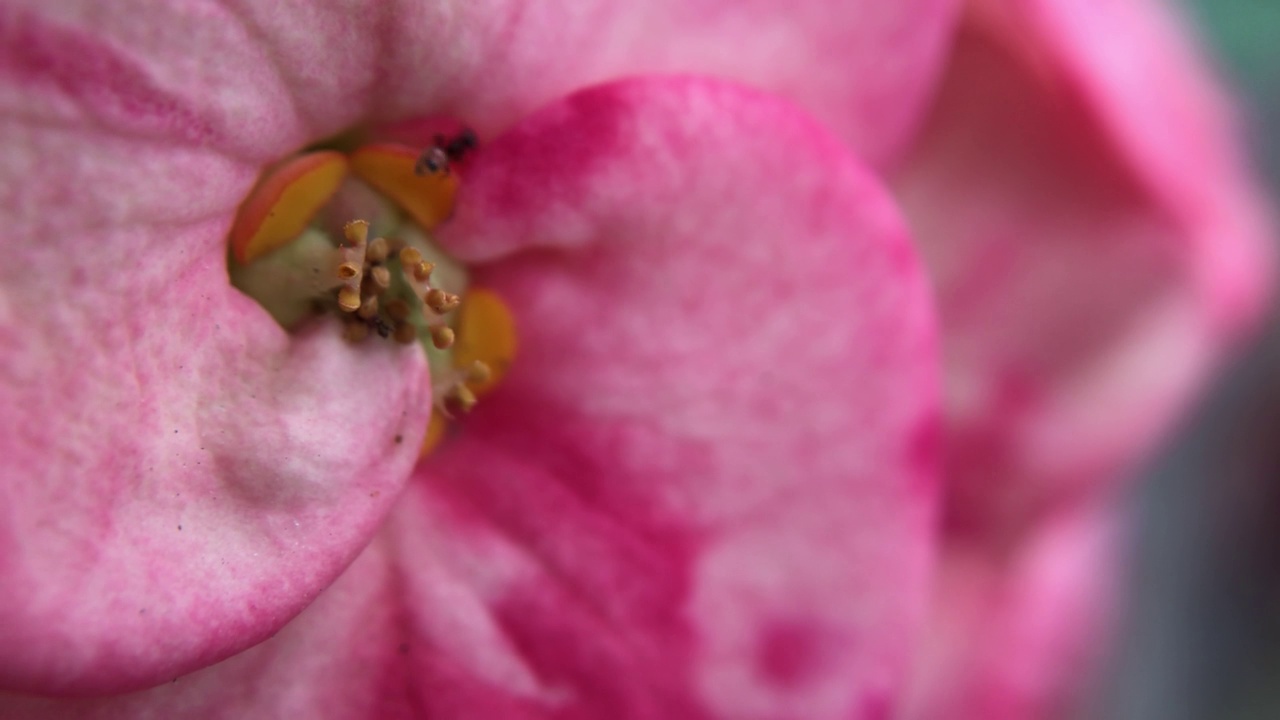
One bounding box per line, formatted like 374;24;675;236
226;130;515;453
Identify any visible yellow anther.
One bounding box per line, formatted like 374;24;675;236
336;262;361;281
467;360;492;385
453;384;477;413
366;236;390;264
369;266;391;291
430;325;455;349
399;247;423;267
418;292;512;458
337;286;361;313
343;220;369;245
424;288;448;313
334;219;369;310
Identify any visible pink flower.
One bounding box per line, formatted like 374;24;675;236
898;1;1272;717
0;2;1267;720
0;2;951;717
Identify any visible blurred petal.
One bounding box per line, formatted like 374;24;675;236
0;10;430;696
547;0;963;167
905;503;1119;720
892;0;1274;542
1;0;959;167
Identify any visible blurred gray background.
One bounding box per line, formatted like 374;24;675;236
1105;2;1280;718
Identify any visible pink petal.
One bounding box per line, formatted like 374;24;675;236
0;535;417;719
904;503;1119;720
0;14;430;696
422;76;939;719
4;76;944;719
891;0;1274;542
382;0;964;166
1;0;959;168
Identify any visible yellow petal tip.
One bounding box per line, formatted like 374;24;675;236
350;143;459;231
230;151;349;264
420;410;450;457
453;287;517;397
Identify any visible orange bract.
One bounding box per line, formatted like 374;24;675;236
452;288;517;397
420;410;450;457
419;289;517;459
229;151;349;264
349;143;459;231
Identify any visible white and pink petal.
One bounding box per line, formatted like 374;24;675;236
3;76;942;718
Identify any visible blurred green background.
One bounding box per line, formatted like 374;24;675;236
1105;3;1280;720
1186;0;1280;181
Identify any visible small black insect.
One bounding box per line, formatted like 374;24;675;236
415;146;449;176
414;128;478;176
371;317;393;339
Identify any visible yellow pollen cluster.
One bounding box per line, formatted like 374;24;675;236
334;220;470;356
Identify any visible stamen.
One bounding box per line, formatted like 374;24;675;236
399;247;422;267
430;325;455;350
337;286;362;313
336;262;361;280
427;361;492;419
467;360;493;385
366;236;390;264
344;220;369;244
394;245;462;366
336;220;369;312
425;288;460;314
453;384;477;413
419;289;516;457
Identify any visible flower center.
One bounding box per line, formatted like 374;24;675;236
226;128;516;455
